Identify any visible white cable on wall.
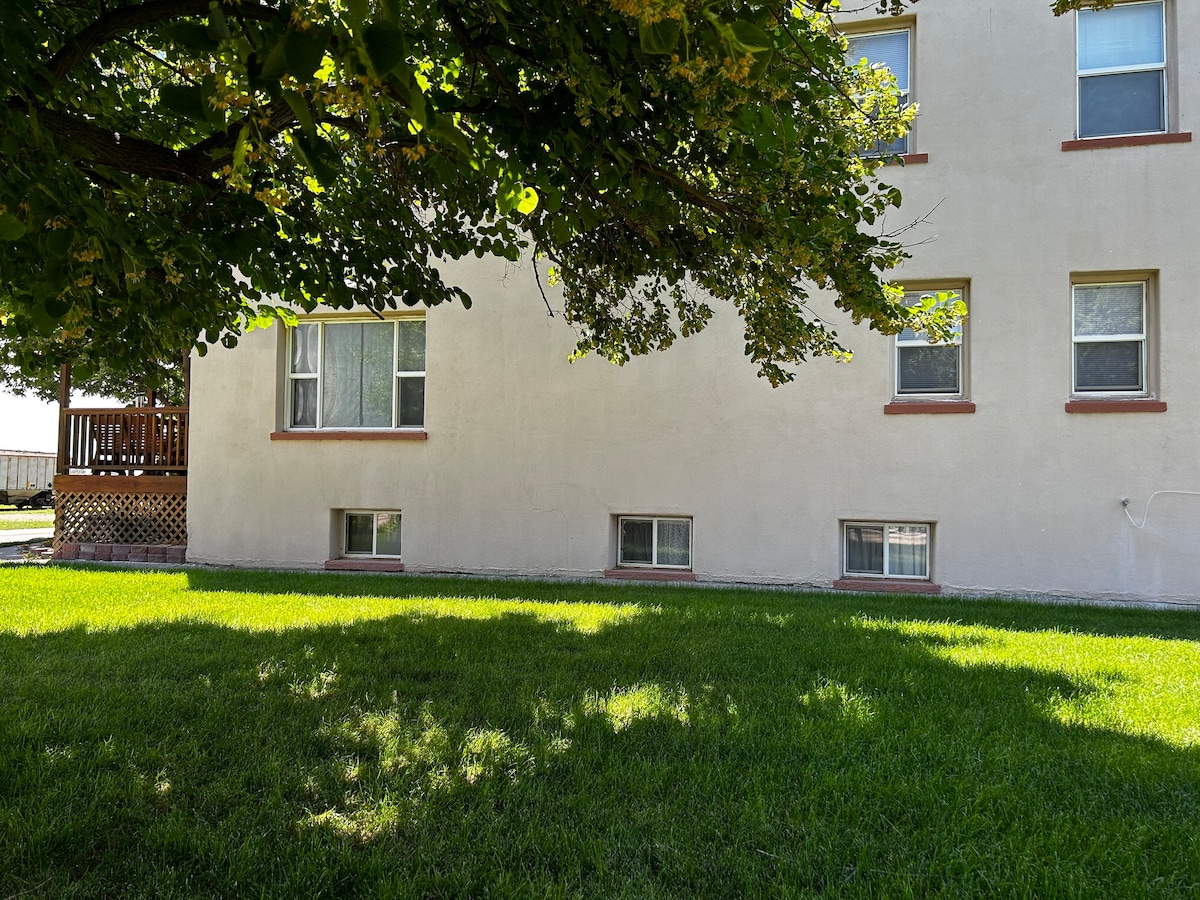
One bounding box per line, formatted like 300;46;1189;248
1121;491;1200;529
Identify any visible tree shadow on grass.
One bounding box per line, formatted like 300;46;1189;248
2;581;1199;898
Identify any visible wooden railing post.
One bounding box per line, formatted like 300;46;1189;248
56;364;72;476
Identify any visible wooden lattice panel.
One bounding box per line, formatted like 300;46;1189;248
54;476;187;550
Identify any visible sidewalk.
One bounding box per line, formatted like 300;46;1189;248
0;528;53;561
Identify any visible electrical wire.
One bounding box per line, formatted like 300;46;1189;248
1122;491;1200;529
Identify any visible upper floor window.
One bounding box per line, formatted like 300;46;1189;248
895;289;964;398
287;318;425;430
846;29;911;155
1077;1;1166;139
1072;281;1148;395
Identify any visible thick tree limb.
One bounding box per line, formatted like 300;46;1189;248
47;0;282;82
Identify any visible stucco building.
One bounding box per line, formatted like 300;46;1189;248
188;0;1200;603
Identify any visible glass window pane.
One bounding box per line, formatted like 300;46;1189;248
620;519;654;565
323;323;394;427
656;520;691;567
846;525;885;575
898;346;960;394
291;323;319;374
345;513;374;554
888;526;928;578
1078;4;1163;70
847;31;909;91
397;320;426;372
375;513;402;557
291;379;317;428
399;377;425;428
1074;284;1144;336
1075;341;1143;391
1079;71;1164;138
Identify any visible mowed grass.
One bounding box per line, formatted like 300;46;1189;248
0;508;54;531
1;567;1198;898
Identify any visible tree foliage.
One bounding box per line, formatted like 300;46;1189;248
1;0;970;390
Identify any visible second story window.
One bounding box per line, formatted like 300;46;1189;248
1077;1;1166;139
895;289;964;398
846;29;911;155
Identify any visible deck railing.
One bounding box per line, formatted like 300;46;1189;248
59;407;189;474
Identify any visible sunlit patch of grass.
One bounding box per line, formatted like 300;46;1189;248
858;616;1200;748
0;567;648;636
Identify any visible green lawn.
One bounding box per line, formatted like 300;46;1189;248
0;508;54;531
1;567;1198;898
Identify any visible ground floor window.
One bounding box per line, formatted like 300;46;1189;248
344;510;403;558
618;516;692;569
843;522;930;579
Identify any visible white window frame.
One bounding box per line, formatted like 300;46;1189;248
845;27;912;156
1076;1;1167;139
343;510;403;558
843;521;931;580
286;317;426;431
894;288;965;399
617;516;693;570
1071;280;1149;396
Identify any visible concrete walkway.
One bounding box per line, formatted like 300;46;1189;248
0;528;53;561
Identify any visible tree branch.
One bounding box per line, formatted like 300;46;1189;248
46;0;282;83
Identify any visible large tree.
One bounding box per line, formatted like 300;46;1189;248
0;0;971;393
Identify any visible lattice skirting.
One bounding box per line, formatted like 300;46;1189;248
54;476;187;550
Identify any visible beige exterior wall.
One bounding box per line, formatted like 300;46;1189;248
189;0;1200;603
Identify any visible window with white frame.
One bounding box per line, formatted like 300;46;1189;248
618;516;692;569
1072;281;1148;394
288;318;425;430
895;289;963;397
846;29;911;155
343;510;403;558
844;522;930;580
1077;1;1166;139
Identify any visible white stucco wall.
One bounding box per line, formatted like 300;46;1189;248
189;0;1200;602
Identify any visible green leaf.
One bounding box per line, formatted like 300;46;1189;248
283;90;315;140
363;21;408;76
639;20;681;56
160;21;219;54
345;0;370;29
206;3;231;42
515;186;539;215
158;84;208;122
284;27;332;82
0;213;26;241
729;21;772;53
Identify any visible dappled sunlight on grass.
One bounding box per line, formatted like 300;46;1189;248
854;616;1200;748
0;567;649;636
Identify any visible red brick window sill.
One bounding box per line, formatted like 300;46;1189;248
833;578;942;595
604;568;697;583
325;559;406;572
884;401;976;415
881;153;929;166
1062;132;1191;152
272;430;428;441
1064;399;1166;413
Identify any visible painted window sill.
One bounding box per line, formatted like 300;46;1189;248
881;153;929;166
604;568;697;583
325;558;405;572
1064;399;1166;413
833;578;941;595
1062;132;1191;152
884;400;976;415
272;430;428;441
